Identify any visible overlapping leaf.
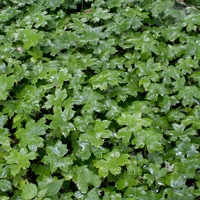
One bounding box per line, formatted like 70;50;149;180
15;118;47;151
94;148;130;177
42;140;73;173
1;0;200;198
79;119;112;148
46;100;75;137
73;166;101;193
89;69;121;90
0;75;15;100
116;111;152;144
132;128;163;153
4;148;37;176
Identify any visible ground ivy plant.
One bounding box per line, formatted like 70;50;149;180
0;0;200;199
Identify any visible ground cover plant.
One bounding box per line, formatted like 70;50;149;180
0;0;200;199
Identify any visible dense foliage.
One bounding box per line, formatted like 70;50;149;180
0;0;200;199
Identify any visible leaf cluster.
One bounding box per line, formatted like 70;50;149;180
0;0;200;199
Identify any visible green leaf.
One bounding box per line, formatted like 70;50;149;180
37;189;47;199
126;100;154;116
79;119;112;148
1;0;200;198
124;31;159;57
4;148;37;176
27;47;43;61
21;183;37;200
46;179;64;197
0;196;9;200
31;164;51;177
103;191;122;200
146;83;170;102
12;85;45;125
0;6;20;23
183;14;200;32
108;86;131;102
162;26;185;42
160;65;181;85
17;28;43;49
0;128;10;152
166;123;196;142
116;171;139;190
189;71;200;86
163;187;196;200
159;96;179;113
74;166;101;193
51;31;77;54
74;114;94;132
93;40;117;61
175;141;199;158
175;157;197;178
143;173;155;187
176;57;199;75
132;128;163;153
136;58;161;88
45;0;65;9
92;145;109;159
15;118;47;151
79;27;105;46
117;112;152;144
116;127;132;145
46;101;75;137
181;112;200;129
75;142;92;161
124;186;147;198
73;87;104;114
38;66;71;87
91;8;113;23
106;0;121;9
104;99;123;120
150;0;175;18
147;163;167;182
85;188;100;200
89;69;121;90
10;0;36;6
94;149;130;177
43;88;68;109
0;75;15;100
47;140;67;157
167;108;186;122
42;140;73;173
0;114;7;128
165;173;186;188
176;86;200;107
171;77;186;93
0;179;12;192
0;164;9;179
19;11;51;28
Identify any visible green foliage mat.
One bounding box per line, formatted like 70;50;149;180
0;0;200;199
